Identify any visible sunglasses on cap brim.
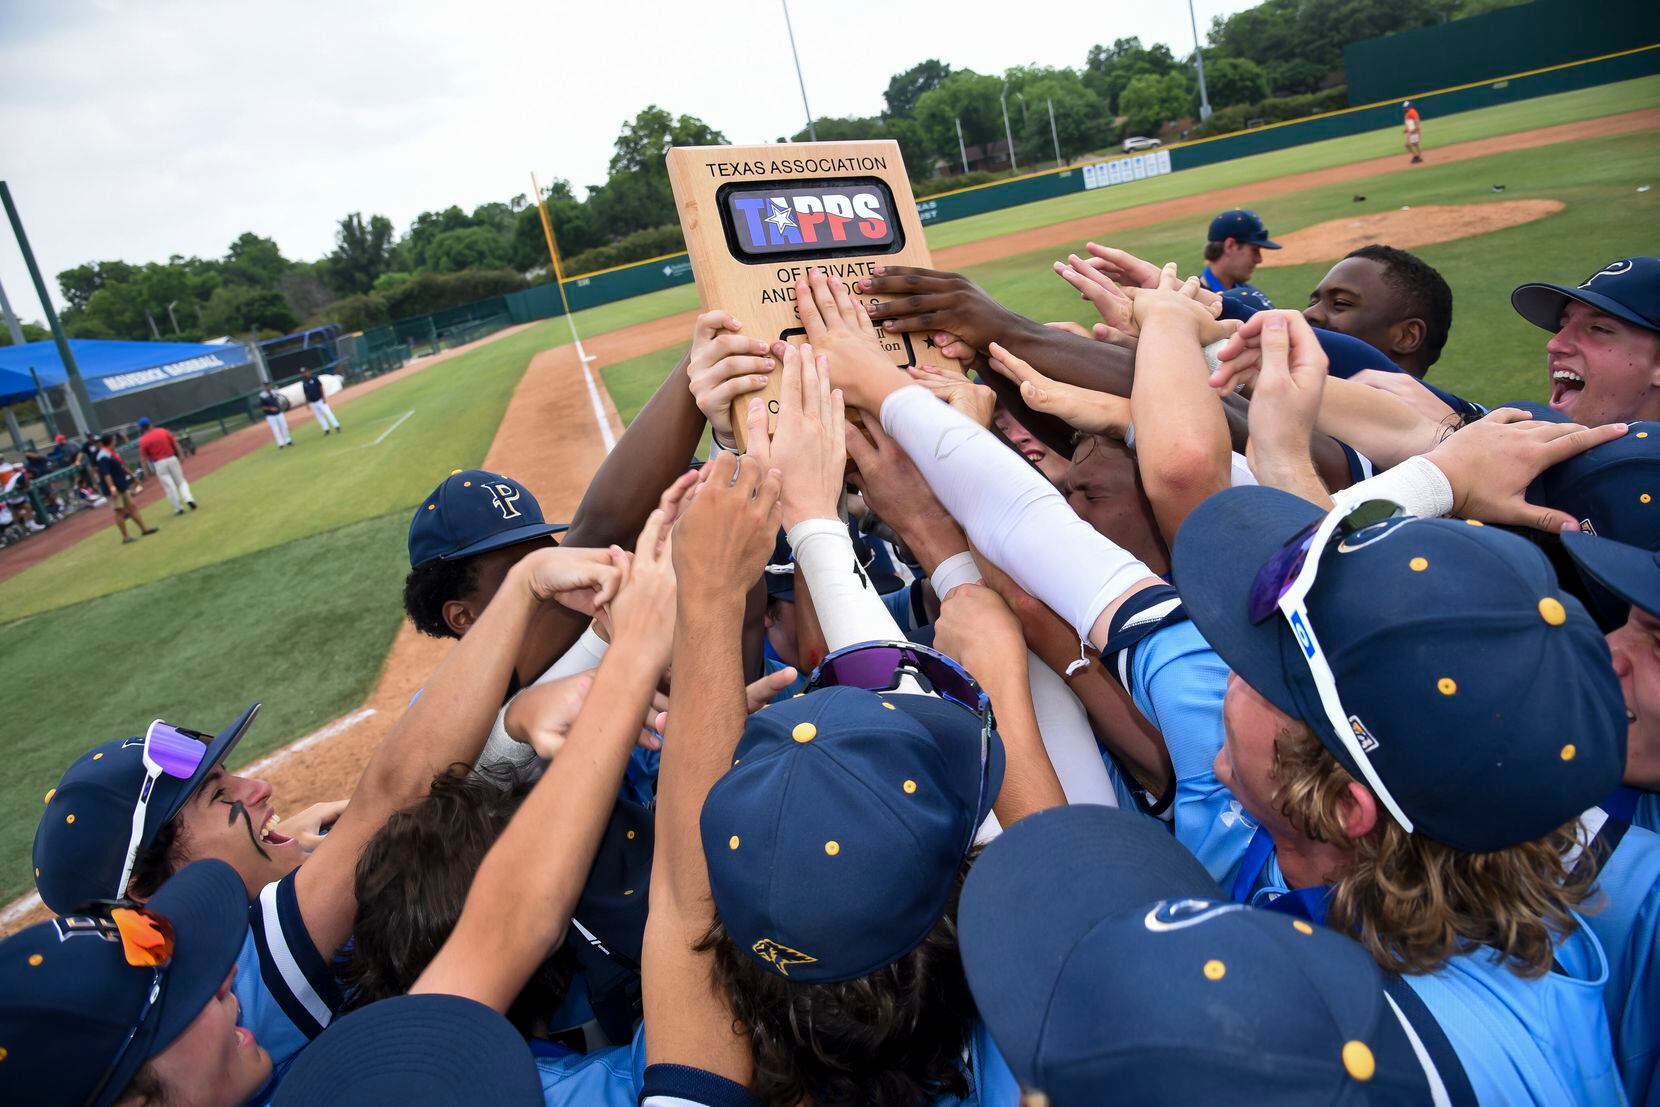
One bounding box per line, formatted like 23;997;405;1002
1246;498;1416;834
115;721;212;900
75;900;176;1107
805;640;995;840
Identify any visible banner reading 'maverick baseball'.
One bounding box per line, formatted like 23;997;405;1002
667;141;962;447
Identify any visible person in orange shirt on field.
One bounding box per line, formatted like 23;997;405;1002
1404;100;1423;164
137;416;198;515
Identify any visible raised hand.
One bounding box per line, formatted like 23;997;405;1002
672;451;783;608
1053;254;1138;344
510;672;597;762
685;310;776;447
858;265;1025;353
650;667;799;734
795;266;910;412
606;496;681;673
986;342;1130;437
520;545;624;615
741;338;846;529
1425;410;1629;532
1082;243;1162;290
906;363;996;427
1241;311;1330;491
282;800;348;852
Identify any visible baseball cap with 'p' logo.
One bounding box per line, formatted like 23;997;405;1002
407;469;570;569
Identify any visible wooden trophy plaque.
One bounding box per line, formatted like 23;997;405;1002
667;140;961;447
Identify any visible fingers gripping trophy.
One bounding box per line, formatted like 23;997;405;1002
668;141;965;448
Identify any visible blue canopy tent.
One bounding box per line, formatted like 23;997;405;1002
0;338;261;432
0;339;252;403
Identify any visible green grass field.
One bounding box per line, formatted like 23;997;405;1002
924;75;1659;250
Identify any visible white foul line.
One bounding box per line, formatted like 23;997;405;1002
240;708;378;777
576;347;616;453
0;892;39;929
370;410;415;446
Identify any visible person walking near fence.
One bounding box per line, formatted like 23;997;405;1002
259;382;293;448
137;416;197;515
301;368;342;436
94;433;156;544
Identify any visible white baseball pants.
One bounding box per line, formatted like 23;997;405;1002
154;456;193;512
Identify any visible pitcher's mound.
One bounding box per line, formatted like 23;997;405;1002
1260;200;1564;267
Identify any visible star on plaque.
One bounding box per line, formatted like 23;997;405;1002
923;334;937;349
764;202;797;235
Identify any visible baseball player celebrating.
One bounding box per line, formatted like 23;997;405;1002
0;860;274;1107
28;541;621;1099
257;382;291;448
797;265;1629;1103
136;416;197;515
300;368;341;436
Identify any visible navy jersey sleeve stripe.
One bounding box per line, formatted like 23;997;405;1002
1101;584;1188;679
639;1064;765;1107
249;873;341;1039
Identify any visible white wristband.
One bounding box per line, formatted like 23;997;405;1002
1340;454;1454;519
930;551;983;599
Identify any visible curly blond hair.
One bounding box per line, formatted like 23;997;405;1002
1271;723;1590;976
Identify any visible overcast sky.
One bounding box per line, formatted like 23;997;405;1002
0;0;1261;324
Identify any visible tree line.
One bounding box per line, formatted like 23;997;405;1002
11;0;1515;345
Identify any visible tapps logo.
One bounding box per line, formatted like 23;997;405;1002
725;183;895;256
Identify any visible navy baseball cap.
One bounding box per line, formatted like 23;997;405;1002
1207;209;1280;249
960;806;1456;1105
1512;257;1660;336
272;994;541;1106
701;685;1002;983
0;859;250;1107
33;705;262;914
407;469;569;569
1527;422;1660;627
1496;400;1571;424
1173;487;1625;852
1563;530;1660;620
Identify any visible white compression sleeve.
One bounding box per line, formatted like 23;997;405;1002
787;517;907;651
926;550;1121;808
880;385;1153;647
1341;455;1454;519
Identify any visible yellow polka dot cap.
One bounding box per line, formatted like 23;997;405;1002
958;806;1460;1102
0;860;249;1107
1523;416;1660;630
701;685;1003;983
32;704;262;916
1173;486;1625;852
407;470;569;569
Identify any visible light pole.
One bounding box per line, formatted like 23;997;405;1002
781;0;816;141
955;116;970;175
1000;84;1019;174
1047;98;1062;166
1189;0;1213;121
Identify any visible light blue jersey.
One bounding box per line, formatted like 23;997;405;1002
535;1022;1017;1106
1121;618;1254;887
241;871;345;1103
1403;929;1624;1105
1116;616;1627;1106
1577;806;1660;1106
